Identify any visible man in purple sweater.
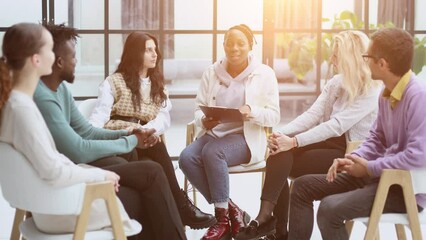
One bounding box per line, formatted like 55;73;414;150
286;28;426;240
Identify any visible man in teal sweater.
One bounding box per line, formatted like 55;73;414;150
34;78;151;163
34;23;215;230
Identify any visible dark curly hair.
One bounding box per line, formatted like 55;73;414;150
115;32;166;111
42;23;79;56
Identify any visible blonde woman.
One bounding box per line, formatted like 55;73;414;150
236;30;382;240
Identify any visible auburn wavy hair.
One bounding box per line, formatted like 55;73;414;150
0;23;45;121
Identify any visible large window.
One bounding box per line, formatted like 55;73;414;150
1;0;426;120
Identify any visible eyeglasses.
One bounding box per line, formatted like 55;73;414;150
362;54;378;62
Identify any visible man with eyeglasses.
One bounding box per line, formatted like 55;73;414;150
361;54;377;62
287;28;426;240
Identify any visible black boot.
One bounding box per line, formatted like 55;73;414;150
179;189;217;229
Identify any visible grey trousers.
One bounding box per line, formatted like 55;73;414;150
288;173;423;240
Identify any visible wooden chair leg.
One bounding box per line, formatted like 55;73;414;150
11;208;26;240
375;228;380;240
184;176;197;206
401;184;422;240
347;220;380;240
364;174;393;239
345;220;354;236
183;176;188;194
394;224;407;240
73;183;126;240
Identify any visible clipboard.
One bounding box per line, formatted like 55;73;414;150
199;105;243;123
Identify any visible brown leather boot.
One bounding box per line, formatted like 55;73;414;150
228;199;251;237
201;208;232;240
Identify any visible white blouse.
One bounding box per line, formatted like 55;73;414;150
0;90;106;186
89;77;172;136
279;74;381;147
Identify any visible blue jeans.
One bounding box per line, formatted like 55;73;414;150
179;133;250;204
289;173;423;240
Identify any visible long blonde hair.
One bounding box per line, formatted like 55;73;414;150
329;30;377;103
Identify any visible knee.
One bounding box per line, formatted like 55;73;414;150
179;148;194;172
144;161;168;183
201;141;223;163
317;195;340;226
291;176;311;197
290;176;320;208
142;160;163;174
110;157;129;165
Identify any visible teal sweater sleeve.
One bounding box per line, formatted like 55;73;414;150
34;82;138;164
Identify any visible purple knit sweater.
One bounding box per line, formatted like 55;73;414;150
354;75;426;207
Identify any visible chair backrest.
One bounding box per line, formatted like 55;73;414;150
345;140;363;154
410;169;426;194
0;142;86;215
77;99;98;120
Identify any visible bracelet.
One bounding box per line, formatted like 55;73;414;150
292;137;298;148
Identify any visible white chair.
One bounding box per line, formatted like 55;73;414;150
0;142;141;240
346;169;426;240
183;121;271;205
345;140;363;154
77;98;98;120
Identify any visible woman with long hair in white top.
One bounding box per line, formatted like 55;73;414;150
89;31;216;229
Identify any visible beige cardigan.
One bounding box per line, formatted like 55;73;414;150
194;62;281;165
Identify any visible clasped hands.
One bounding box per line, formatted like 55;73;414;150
201;105;252;130
130;127;159;149
267;132;294;155
326;154;369;182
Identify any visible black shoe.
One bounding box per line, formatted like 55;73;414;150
259;234;276;240
235;216;277;240
260;233;287;240
179;189;217;229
